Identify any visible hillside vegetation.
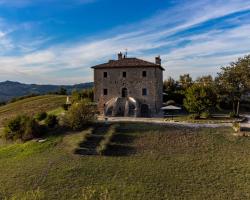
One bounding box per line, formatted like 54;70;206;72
0;95;66;128
0;123;250;199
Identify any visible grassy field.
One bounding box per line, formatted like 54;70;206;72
0;95;66;128
0;122;249;200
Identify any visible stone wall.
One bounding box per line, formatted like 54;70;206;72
94;66;163;116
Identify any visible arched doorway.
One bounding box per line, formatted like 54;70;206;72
122;88;128;98
141;104;150;117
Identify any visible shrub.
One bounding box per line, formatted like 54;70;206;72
0;101;6;107
22;118;42;141
200;111;211;119
232;122;241;132
229;112;237;118
3;115;41;141
64;100;97;130
35;112;47;121
45;115;58;128
188;113;200;120
62;103;70;111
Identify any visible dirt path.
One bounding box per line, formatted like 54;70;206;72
99;117;231;128
242;115;250;128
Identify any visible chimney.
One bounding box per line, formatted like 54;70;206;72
118;52;123;60
155;56;161;65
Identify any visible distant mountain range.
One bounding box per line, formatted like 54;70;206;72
0;81;94;102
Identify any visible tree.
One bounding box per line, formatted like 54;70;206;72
71;89;82;103
163;77;184;105
216;55;250;116
196;75;213;86
64;99;97;130
179;74;193;90
163;77;178;92
184;84;217;117
71;88;94;103
58;87;67;95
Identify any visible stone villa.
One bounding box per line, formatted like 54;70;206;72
91;53;164;117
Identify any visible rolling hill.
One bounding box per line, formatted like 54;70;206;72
0;95;66;127
0;81;93;102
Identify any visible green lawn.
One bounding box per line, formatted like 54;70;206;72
0;123;250;200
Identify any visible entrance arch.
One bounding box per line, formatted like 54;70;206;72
141;104;150;117
122;88;128;98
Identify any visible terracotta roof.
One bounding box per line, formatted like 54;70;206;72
91;58;165;70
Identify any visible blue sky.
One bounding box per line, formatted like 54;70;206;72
0;0;250;84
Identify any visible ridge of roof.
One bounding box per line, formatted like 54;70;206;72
91;57;165;70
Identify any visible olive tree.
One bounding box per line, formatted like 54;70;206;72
184;84;217;117
216;55;250;116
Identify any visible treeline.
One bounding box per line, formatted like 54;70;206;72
164;54;250;118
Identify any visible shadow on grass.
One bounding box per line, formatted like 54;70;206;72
74;123;138;157
241;127;250;132
103;133;137;156
111;133;135;144
105;144;136;156
74;124;111;156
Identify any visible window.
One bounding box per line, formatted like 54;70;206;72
122;71;126;78
103;89;108;95
142;71;147;77
142;88;147;96
103;72;107;78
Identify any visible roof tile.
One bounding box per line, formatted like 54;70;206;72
91;58;165;70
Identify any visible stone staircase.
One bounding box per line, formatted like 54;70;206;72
104;97;140;117
112;97;126;116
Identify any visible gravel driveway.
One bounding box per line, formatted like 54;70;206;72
241;115;250;128
99;117;231;128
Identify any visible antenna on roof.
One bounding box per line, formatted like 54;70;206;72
124;48;128;58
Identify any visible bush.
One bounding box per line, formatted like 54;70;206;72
0;101;6;107
200;111;211;119
188;114;200;120
232;122;241;132
35;112;47;121
64;100;97;130
3;115;42;141
62;103;70;111
45;115;58;128
229;112;237;118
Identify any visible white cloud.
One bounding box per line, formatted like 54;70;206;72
0;0;250;84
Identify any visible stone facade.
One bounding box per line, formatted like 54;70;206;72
92;53;164;117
